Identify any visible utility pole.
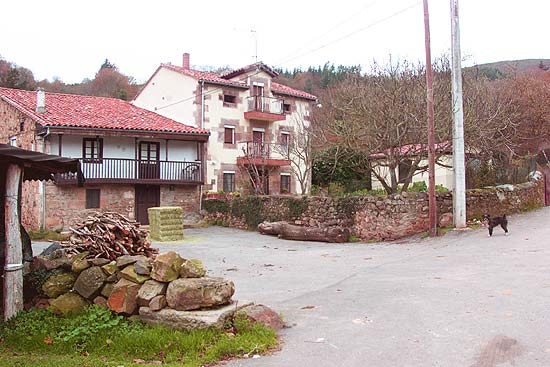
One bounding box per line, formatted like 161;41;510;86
450;0;466;228
423;0;437;236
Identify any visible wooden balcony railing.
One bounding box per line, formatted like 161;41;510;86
55;158;202;185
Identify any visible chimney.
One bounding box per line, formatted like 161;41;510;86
36;88;45;113
183;53;190;69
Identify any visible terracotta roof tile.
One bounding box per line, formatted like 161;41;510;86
271;82;317;100
0;87;208;135
162;64;248;88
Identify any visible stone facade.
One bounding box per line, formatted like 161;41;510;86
44;183;200;230
203;180;545;241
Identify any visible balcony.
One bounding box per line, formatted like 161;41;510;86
236;141;290;167
55;158;203;185
244;96;286;122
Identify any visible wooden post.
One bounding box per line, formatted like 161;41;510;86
3;164;23;321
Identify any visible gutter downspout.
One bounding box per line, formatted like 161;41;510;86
199;80;205;212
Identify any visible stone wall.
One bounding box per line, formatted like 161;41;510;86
45;183;136;230
203;179;545;241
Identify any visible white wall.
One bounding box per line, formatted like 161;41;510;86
133;68;198;127
371;155;454;191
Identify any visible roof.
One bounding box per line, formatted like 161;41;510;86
271;82;317;101
161;64;248;88
370;142;452;159
0;88;209;136
139;63;316;101
0;143;83;183
220;62;279;79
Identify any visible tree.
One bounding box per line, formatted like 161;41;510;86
90;61;138;100
313;57;520;194
273;110;314;194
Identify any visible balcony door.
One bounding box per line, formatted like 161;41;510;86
252;130;265;158
139;142;160;179
252;83;264;111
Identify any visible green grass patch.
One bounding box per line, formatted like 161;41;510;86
28;229;69;241
0;306;278;367
348;235;361;243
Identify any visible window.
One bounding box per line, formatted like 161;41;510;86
9;136;17;147
223;172;235;192
223;95;236;104
83;138;103;162
19;117;25;132
86;189;100;209
224;126;235;144
283;103;291;113
280;132;290;156
280;173;291;194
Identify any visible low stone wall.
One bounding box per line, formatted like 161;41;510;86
203;179;544;241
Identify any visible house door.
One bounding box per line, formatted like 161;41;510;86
135;185;160;225
252;130;265;157
139;142;160;179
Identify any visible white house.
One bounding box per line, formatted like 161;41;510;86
133;53;317;195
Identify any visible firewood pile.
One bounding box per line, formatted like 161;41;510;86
62;212;158;260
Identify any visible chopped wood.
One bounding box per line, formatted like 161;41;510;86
61;212;158;260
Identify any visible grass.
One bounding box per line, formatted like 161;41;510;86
28;229;69;241
0;306;278;367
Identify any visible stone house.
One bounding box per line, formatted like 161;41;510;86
133;53;317;195
0;87;209;230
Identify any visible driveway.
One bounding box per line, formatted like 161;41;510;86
34;207;550;366
159;207;550;367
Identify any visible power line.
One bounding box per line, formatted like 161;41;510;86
153;2;421;112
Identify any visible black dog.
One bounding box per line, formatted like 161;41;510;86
482;214;509;237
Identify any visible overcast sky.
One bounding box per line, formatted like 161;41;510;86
1;0;547;84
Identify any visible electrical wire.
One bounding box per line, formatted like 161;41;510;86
153;1;421;112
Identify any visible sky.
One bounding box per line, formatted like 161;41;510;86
1;0;548;84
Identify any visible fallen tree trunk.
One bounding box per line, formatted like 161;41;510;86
258;221;350;243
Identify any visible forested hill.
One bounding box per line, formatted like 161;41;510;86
1;54;549;101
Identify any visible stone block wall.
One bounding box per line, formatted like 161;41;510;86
203;179;544;241
45;183;135;230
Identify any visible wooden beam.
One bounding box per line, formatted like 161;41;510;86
3;164;23;321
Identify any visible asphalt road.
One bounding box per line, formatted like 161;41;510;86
33;207;550;366
158;207;550;367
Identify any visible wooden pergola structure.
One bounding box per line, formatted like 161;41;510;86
0;143;82;321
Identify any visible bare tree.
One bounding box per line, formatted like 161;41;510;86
313;57;520;194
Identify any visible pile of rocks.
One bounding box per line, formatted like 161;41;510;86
32;249;236;327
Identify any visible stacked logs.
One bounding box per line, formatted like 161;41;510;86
62;212;158;260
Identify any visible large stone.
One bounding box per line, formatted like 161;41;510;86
166;277;235;311
439;212;453;227
108;278;141;315
137;280;168;307
89;258;111;266
134;257;153;276
151;252;184;282
101;282;115;298
138;301;252;330
101;261;118;276
149;295;166;311
73;266;106;299
49;292;88;315
116;255;139;268
237;304;285;330
93;296;108;308
120;265;150;284
42;272;76;298
71;258;90;273
180;259;206;278
33;249;72;270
